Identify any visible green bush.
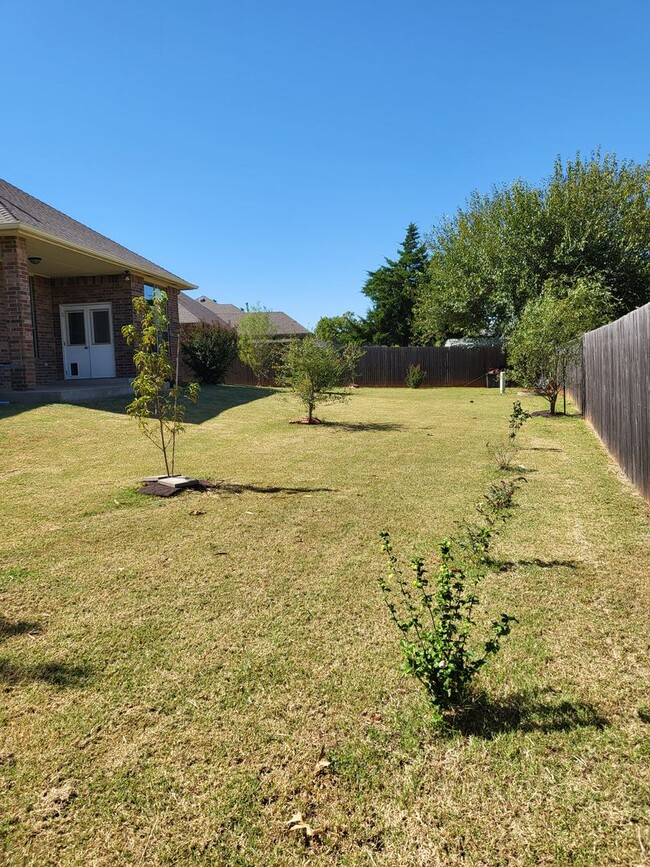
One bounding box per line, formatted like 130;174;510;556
378;479;521;715
405;363;426;388
181;323;238;384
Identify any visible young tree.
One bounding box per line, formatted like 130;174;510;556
508;276;611;414
122;293;200;476
362;223;429;345
276;336;361;423
414;152;650;343
237;306;278;384
181;322;237;384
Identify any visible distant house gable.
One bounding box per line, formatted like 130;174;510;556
192;296;310;338
178;293;234;329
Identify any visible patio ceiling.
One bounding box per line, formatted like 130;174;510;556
4;228;195;288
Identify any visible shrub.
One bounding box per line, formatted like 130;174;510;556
378;478;521;715
405;363;426;388
181;323;238;384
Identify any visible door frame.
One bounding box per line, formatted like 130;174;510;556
60;302;116;380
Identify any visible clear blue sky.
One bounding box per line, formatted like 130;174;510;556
3;0;649;329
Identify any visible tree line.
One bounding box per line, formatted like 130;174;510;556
315;151;650;350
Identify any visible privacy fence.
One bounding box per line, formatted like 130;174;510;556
570;302;650;501
222;345;506;388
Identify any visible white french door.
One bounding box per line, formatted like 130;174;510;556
60;303;116;380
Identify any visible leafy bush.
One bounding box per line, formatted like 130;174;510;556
405;363;427;389
181;323;238;384
378;479;521;715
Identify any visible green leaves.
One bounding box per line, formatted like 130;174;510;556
362;223;429;346
378;479;522;714
414;151;650;343
122;292;200;476
276;336;361;422
181;322;237;384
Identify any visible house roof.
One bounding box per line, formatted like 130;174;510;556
194;296;310;336
0;179;196;289
178;293;234;329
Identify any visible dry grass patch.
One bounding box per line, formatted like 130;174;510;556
0;386;648;865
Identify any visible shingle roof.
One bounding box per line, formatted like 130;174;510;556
0;179;195;287
178;293;234;329
195;296;310;336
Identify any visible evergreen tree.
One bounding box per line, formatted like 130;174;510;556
362;223;429;345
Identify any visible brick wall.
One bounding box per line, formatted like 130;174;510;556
0;236;36;389
52;273;142;378
1;242;183;388
51;276;181;380
32;276;57;384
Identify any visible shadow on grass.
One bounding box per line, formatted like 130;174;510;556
212;481;336;495
72;385;279;423
0;658;93;688
526;446;563;452
446;689;608;739
530;410;582;419
0;617;41;643
320;421;406;433
499;557;580;571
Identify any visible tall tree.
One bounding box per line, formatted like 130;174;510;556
362;223;429;345
414;152;650;343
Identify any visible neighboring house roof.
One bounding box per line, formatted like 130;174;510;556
194;296;310;336
195;298;246;328
178;293;234;329
0;179;196;289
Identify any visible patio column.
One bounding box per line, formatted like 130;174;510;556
0;236;36;390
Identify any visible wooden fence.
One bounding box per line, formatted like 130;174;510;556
571;302;650;501
222;345;506;388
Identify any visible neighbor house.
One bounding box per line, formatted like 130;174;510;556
181;294;310;338
0;180;196;398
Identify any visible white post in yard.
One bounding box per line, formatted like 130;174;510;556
499;370;506;394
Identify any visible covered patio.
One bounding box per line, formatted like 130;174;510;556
0;180;196;401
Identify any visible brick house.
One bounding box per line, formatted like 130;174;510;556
0;180;196;396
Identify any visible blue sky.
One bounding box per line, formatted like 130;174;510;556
3;0;650;329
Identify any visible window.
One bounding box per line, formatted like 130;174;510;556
92;309;112;345
143;284;169;348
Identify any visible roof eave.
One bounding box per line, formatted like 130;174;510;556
0;222;198;290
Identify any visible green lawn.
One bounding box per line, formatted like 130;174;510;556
0;386;648;866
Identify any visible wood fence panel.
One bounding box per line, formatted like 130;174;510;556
578;303;650;501
221;345;505;388
354;346;505;387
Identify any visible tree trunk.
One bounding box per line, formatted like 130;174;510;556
549;394;557;415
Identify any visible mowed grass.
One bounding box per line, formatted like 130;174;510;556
0;386;648;866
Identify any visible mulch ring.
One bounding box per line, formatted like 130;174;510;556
139;479;217;497
289;417;323;424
